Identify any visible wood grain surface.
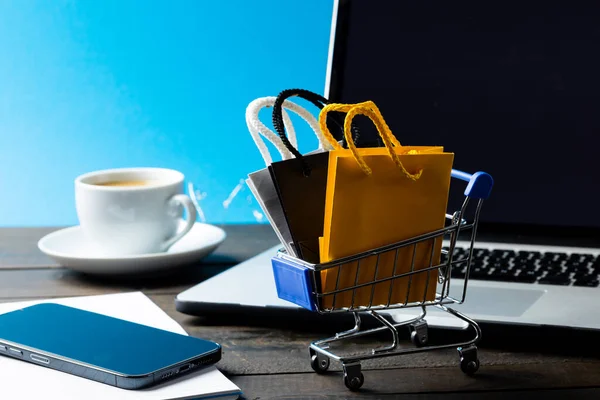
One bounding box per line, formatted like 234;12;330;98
0;225;599;399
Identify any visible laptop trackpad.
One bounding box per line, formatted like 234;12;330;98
451;286;545;317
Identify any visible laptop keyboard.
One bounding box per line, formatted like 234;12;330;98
443;247;600;287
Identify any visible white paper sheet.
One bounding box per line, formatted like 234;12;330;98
0;292;241;400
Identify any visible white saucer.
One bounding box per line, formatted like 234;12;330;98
38;222;227;275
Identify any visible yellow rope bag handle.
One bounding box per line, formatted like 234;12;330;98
318;101;422;180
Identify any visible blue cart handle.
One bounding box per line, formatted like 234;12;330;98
451;169;494;200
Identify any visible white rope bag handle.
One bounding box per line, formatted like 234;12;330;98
246;96;333;166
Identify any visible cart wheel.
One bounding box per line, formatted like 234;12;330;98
343;372;364;391
410;320;428;347
457;346;479;375
342;363;364;391
310;354;330;374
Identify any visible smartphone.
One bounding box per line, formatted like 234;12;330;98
0;303;221;389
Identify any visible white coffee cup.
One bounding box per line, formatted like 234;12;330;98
75;167;197;256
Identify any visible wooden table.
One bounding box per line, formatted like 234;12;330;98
1;225;599;399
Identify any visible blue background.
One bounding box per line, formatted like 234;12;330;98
0;0;334;226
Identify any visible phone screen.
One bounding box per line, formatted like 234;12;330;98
0;303;220;376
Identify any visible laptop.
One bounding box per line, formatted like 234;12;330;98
177;0;600;331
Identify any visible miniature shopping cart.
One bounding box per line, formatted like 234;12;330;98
271;169;493;391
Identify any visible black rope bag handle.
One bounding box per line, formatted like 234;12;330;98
272;88;361;176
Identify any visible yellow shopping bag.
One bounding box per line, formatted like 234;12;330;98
317;101;454;310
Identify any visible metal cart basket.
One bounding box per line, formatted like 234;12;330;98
271;169;494;391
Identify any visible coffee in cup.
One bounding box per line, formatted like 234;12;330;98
94;180;153;187
75;168;197;256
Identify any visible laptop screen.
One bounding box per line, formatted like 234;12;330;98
327;0;600;241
